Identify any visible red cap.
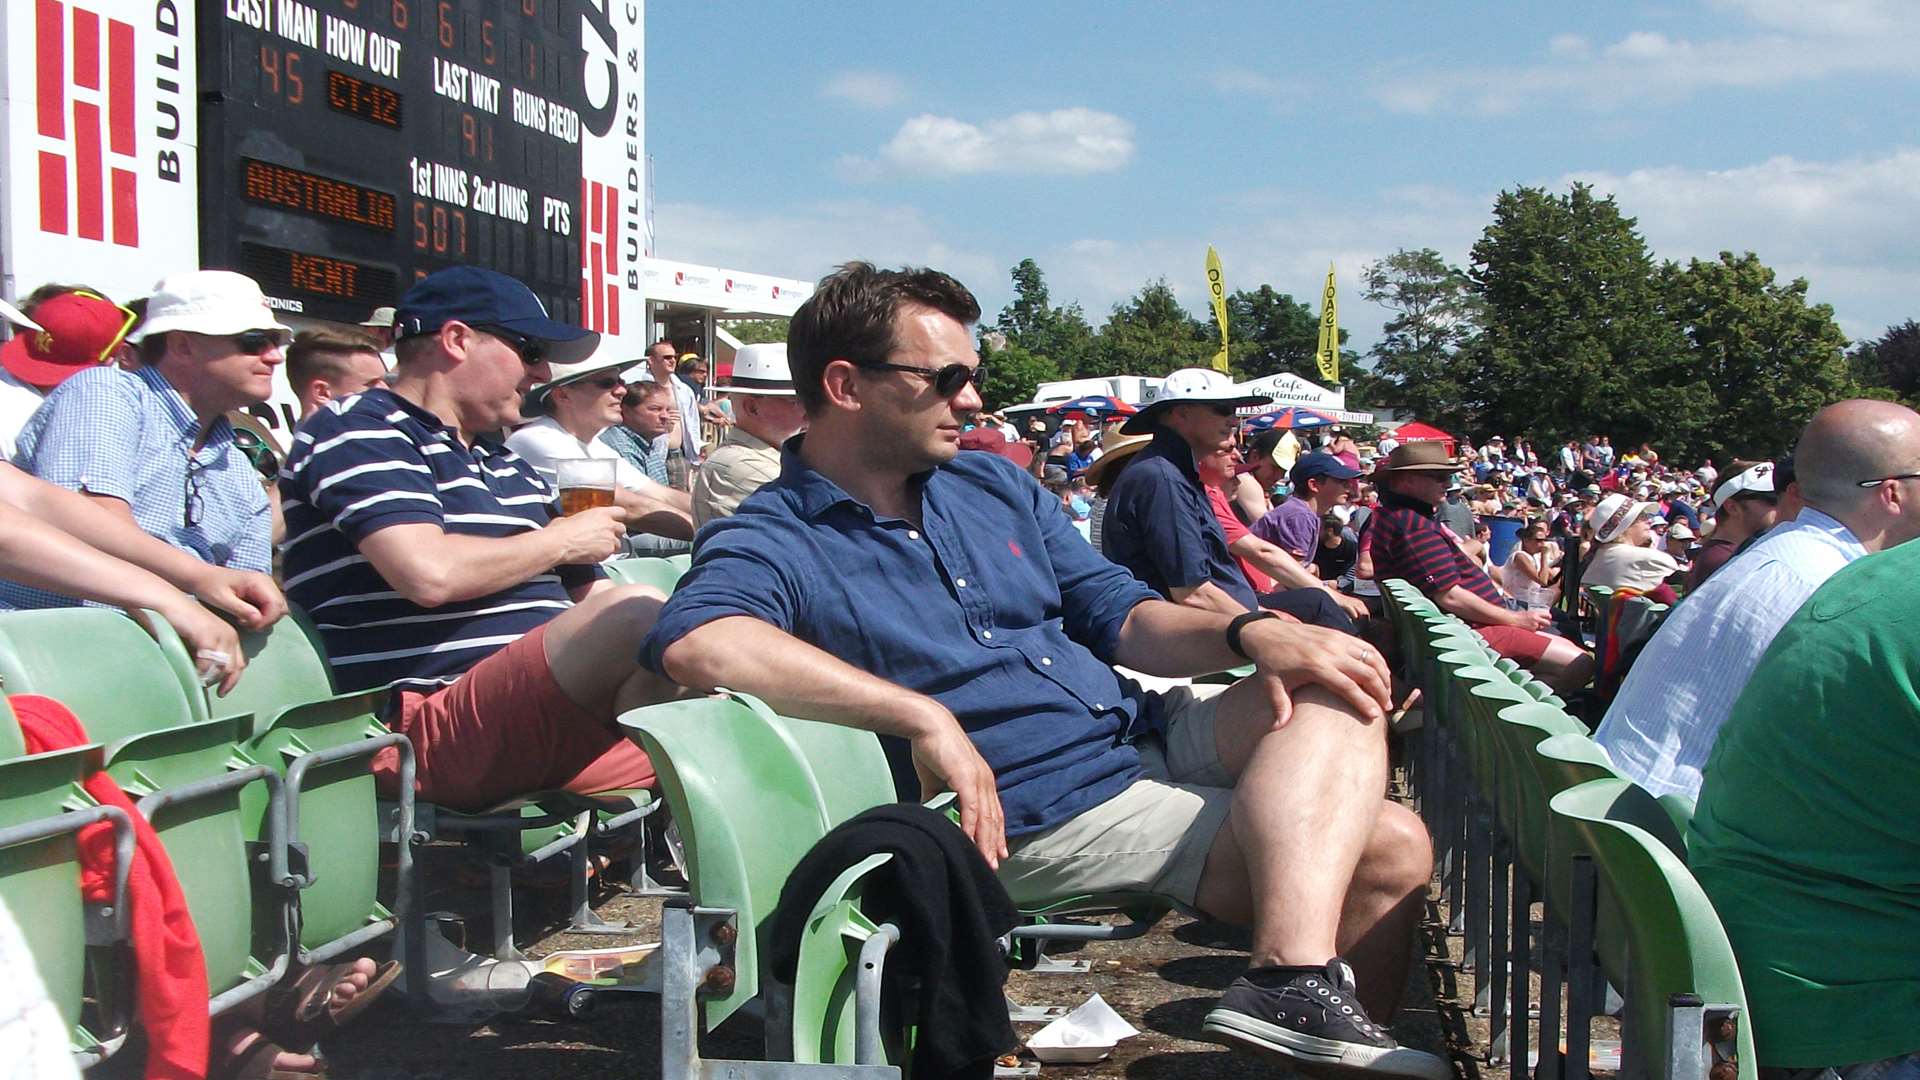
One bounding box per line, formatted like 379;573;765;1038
0;291;135;389
957;425;1034;468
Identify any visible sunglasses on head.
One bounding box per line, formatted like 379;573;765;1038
858;360;986;397
227;328;291;356
475;324;546;366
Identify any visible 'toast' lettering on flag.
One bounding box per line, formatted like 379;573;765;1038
579;179;620;334
35;0;140;247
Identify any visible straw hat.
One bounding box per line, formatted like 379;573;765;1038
1085;428;1154;485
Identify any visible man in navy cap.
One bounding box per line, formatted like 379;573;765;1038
1254;451;1364;575
278;267;676;810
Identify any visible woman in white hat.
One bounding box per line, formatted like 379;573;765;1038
1581;492;1680;603
505;353;695;546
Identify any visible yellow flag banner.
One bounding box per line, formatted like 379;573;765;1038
1314;262;1339;383
1206;246;1230;373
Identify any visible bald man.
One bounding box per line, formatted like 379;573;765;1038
1596;399;1920;800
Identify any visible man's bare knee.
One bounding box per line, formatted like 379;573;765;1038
1362;802;1433;894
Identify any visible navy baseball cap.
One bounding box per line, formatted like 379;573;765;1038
394;267;599;366
1291;451;1363;487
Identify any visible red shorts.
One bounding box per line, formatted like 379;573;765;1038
1473;622;1557;665
371;625;655;811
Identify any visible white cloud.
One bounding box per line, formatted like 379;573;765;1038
821;71;907;109
1372;5;1920;115
1206;68;1309;112
847;108;1136;178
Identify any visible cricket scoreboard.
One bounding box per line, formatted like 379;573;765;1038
195;0;643;333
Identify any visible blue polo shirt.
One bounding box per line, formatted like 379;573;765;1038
279;388;602;693
639;442;1160;838
1100;430;1258;610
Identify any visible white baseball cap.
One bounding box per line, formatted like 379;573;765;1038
1121;368;1271;434
1712;461;1775;513
723;343;795;397
127;270;288;343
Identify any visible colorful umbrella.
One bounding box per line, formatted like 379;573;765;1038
1045;395;1137;421
1242;406;1337;432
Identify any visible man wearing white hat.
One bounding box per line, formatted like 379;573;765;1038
505;352;694;546
0;270;291;612
691;343;806;527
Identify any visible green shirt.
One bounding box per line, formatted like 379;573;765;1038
1689;540;1920;1067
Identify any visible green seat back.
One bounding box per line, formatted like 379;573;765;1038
1550;779;1757;1080
1490;702;1587;879
0;738;106;1050
737;695;897;829
665;553;693;574
602;556;687;594
0;609;206;742
1533;732;1625;918
216;609;340;732
619;695;834;1027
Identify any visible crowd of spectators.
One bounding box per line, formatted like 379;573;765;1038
2;259;1916;1080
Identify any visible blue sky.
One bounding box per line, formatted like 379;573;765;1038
646;1;1920;351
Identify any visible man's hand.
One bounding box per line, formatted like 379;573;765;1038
1240;618;1392;726
548;506;627;564
1506;607;1553;631
151;598;247;695
192;567;287;630
1333;592;1370;623
904;700;1007;869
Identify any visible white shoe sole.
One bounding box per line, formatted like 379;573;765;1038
1202;1007;1451;1080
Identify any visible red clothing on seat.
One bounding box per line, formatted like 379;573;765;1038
14;693;210;1080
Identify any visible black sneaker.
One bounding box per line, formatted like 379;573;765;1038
1201;959;1450;1080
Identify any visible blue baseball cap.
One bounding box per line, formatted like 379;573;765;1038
1291;451;1362;487
394;267;599;366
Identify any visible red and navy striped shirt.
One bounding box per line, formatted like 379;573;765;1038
1366;490;1503;607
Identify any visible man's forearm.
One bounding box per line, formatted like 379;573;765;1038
0;505;193;613
1110;599;1243;678
10;480;232;595
1168;580;1252;617
1433;584;1512;626
660;615;943;739
1230;535;1322;590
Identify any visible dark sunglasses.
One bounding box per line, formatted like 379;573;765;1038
579;375;623;391
230;329;292;355
231;427;281;480
184;454;208;528
860;361;986;397
476;324;546;366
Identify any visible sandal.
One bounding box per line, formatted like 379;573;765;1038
260;958;402;1051
213;1025;326;1080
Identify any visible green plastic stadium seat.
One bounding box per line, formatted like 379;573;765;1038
602;556;688;594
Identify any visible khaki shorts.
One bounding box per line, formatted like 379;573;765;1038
997;683;1236;910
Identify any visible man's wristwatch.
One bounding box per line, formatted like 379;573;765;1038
1226;610;1280;659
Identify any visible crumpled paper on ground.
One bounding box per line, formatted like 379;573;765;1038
1025;993;1141;1063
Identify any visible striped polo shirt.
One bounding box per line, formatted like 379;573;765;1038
279;388;599;693
1365;490;1504;609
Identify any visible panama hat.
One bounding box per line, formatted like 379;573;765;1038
1085;428;1154;485
1120;368;1271;435
722;343;795;396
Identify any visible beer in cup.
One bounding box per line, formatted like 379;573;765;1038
555;458;617;515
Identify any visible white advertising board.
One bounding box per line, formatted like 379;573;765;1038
575;0;646;352
0;0;201;305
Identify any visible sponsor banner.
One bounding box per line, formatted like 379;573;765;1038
1314;262;1340;383
642;256;814;317
1205;245;1228;372
1235;371;1347;411
1;0;199;304
577;0;643;347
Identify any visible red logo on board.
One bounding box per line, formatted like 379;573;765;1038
578;179;621;334
34;0;140;246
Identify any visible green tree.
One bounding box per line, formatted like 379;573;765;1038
1091;280;1211;377
718;317;788;345
1656;251;1858;460
976;340;1060;411
993;258;1095;377
1221;285;1323;380
1862;320;1920;401
1462;183;1692;447
1361;248;1479;429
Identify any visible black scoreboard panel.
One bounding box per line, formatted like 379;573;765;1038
200;0;586;323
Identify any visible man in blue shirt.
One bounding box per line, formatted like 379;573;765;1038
0;271;286;615
280;267;676;812
642;263;1442;1080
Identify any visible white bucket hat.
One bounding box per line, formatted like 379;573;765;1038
722;343;795;397
524;345;634;413
1590;492;1657;543
1121;368;1271;434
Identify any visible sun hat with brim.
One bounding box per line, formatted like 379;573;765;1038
394;266;598;367
359;306;396;329
956;426;1034;468
1120;368;1271;435
1711;461;1775;513
1;290;136;389
1085;429;1153;486
126;270;288;343
1372;441;1460;475
0;297;43;333
722;343;795;396
523;352;634;413
1590;493;1657;543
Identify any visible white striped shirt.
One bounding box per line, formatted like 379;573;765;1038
1596;507;1866;799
